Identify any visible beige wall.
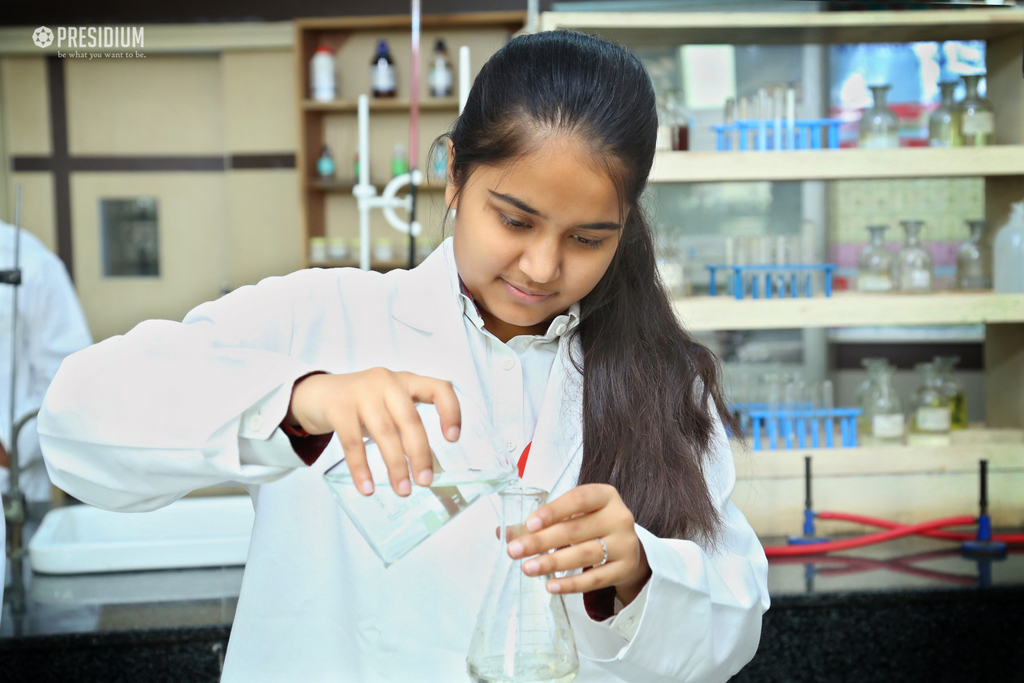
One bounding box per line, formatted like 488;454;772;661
1;34;304;341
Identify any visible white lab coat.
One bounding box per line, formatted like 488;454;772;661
38;239;769;682
0;222;92;503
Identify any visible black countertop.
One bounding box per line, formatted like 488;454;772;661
3;528;1024;682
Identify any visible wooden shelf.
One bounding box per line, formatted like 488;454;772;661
302;97;459;112
308;178;445;192
649;146;1024;184
673;291;1024;331
734;428;1024;479
540;8;1024;46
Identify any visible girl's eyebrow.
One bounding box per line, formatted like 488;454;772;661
487;189;622;231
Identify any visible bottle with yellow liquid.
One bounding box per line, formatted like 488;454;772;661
933;355;968;430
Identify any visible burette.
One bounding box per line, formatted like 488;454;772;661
352;0;471;271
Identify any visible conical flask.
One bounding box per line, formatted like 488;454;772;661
467;486;579;683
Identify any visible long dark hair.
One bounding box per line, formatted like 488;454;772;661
435;30;735;547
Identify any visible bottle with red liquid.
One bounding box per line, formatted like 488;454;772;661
665;90;689;151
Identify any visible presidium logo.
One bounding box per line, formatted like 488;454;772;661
32;27;53;48
32;25;145;59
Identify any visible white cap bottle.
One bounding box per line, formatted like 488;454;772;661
310;46;336;102
994;201;1024;293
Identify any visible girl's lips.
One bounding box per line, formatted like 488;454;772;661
502;278;552;303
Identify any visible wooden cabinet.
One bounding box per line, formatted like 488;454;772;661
294;12;524;270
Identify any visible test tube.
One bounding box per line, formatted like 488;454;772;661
738;96;750;150
757;87;769;151
773;86;784;151
724;97;736;151
785;84;796;150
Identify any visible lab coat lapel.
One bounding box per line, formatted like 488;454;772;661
521;333;584;494
389;242;494;470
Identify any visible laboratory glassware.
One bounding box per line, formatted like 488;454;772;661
392;143;408;177
956;220;992;290
467;486;579;683
856;358;891;433
858;85;900;149
856;225;895;292
429;38;453;97
310;46;336;102
928;81;959;147
994;201;1024;293
665;90;689;151
894;220;933;294
308;237;328;264
910;362;951;435
316;145;335;179
862;364;904;444
371;39;397;98
933;355;967;430
957;74;994;147
323;400;518;567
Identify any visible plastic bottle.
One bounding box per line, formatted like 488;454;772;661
371;39;396;98
309;46;336;102
994;201;1024;293
391;143;408;178
428;38;453;98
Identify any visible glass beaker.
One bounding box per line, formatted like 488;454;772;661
468;486;579;683
933;356;968;430
956;220;992;290
859;85;900;149
894;220;933;294
857;225;895;292
910;362;952;435
323;400;518;567
958;74;994;147
928;81;960;147
863;364;904;444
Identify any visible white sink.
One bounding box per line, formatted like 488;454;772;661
28;496;254;575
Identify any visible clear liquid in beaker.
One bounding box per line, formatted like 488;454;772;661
323;463;517;567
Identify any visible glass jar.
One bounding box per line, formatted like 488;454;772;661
863;364;904;444
857;225;895;292
894;220;934;294
958;74;994;147
859;85;900;149
933;356;967;430
910;362;951;435
956;220;992;290
856;358;891;433
928;81;960;147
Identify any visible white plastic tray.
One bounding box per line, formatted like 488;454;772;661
29;496;255;575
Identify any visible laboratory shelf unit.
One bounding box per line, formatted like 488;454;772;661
537;5;1024;536
295;12;524;271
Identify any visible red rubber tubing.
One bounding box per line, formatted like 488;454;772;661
818;511;1024;544
763;516;977;557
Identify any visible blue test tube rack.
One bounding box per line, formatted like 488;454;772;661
712;118;843;152
745;408;862;451
706;264;835;300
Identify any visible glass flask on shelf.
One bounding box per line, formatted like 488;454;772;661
957;74;994;147
428;38;453;98
933;356;967;430
856;358;891;433
863;364;904;444
467;486;579;683
956;220;992;290
857;225;895;292
371;39;397;98
910;362;952;435
859;85;900;149
928;81;960;147
894;220;934;294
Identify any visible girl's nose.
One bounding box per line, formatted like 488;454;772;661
519;238;561;284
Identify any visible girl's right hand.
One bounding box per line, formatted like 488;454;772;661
285;369;461;497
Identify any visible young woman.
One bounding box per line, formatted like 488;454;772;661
39;30;768;682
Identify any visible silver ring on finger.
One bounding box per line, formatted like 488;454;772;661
594;537;609;567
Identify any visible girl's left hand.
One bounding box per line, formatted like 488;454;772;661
506;484;652;604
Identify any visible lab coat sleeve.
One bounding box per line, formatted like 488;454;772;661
37;269;336;512
571;413;770;682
